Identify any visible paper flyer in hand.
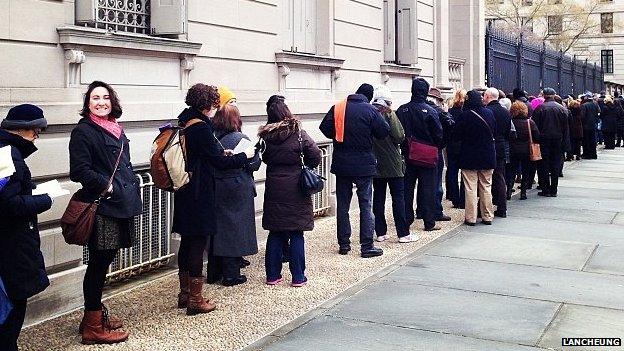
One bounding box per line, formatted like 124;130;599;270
232;137;256;155
0;146;16;179
33;179;70;198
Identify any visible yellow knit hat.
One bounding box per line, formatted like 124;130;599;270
218;86;236;108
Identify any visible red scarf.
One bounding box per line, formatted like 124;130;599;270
89;113;123;139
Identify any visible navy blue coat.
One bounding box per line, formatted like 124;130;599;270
454;104;497;170
0;130;52;301
172;108;248;237
486;100;515;161
319;94;390;177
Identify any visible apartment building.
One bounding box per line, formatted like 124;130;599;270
0;0;485;325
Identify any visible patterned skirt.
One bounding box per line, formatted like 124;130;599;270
88;215;135;251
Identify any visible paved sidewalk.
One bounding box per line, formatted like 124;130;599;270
254;148;624;351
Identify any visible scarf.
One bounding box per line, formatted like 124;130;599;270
89;113;122;139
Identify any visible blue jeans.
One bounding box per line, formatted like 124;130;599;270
373;177;409;238
336;176;375;251
265;231;305;283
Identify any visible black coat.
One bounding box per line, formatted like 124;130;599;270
532;99;569;141
319;94;390;177
212;130;260;257
172;108;248;237
601;103;622;133
0;130;52;301
69;118;142;219
426;101;455;149
510;116;541;156
486;100;515;161
447;106;463;155
454;92;497;170
260;119;321;232
580;100;601;131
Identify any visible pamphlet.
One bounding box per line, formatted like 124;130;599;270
33;179;70;198
232;137;256;155
0;146;15;178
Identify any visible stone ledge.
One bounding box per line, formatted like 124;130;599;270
380;63;422;76
274;52;345;70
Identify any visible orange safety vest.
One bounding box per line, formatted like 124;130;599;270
334;99;347;143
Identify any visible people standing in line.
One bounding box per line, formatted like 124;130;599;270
69;81;142;344
484;87;515;217
0;105;52;351
553;95;571;178
580;93;601;159
446;89;466;209
567;99;583;160
396;78;443;232
615;92;624;147
172;84;255;315
508;101;541;200
601;96;622;150
320;84;390;258
260;96;321;286
209;104;261;287
531;88;569;197
454;90;497;226
370;86;415;243
513;88;533;117
218;86;237;107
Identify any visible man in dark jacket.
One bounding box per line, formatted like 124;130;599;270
485;87;515;217
580;94;601;159
513;88;533;118
532;88;569;197
320;83;390;258
396;78;443;231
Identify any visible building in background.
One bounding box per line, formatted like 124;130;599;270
0;0;484;325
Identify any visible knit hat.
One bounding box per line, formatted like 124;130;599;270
543;87;557;96
218;86;236;108
1;104;47;130
372;85;393;107
355;83;375;102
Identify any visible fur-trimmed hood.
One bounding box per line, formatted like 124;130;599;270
258;118;300;144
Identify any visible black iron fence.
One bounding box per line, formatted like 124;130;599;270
485;24;604;97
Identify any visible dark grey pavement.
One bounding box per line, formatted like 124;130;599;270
252;148;624;351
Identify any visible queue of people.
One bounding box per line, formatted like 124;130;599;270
0;78;617;349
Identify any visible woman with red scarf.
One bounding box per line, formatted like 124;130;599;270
68;81;142;345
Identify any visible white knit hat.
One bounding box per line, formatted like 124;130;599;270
373;85;393;104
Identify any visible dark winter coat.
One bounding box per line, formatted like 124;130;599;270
426;100;455;150
396;79;443;158
319;94;390;177
580;100;601;131
569;105;583;139
510;114;541;156
447;106;463;155
372;110;405;178
0;129;52;301
172;108;248;237
453;91;497;170
69;118;142;219
260;119;322;232
532;99;569;141
212;130;261;257
601;103;622;134
486;100;515;161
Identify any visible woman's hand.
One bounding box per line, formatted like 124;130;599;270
223;149;234;156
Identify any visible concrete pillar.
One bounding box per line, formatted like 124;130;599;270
449;0;486;90
434;0;453;95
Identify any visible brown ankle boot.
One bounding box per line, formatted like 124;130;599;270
187;277;216;316
79;305;122;333
81;309;129;345
178;271;190;309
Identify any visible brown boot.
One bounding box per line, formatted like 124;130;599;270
178;271;190;309
79;304;122;333
81;309;129;345
187;277;216;316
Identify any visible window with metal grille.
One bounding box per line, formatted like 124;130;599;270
601;13;613;34
76;0;151;34
602;50;614;74
548;15;563;35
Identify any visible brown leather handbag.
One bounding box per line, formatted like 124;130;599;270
527;119;542;161
61;142;124;246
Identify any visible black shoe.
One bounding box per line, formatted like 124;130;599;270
575;156;581;160
506;190;512;200
361;247;383;258
464;220;476;226
424;225;441;231
494;210;506;218
520;191;527;200
206;273;222;284
436;215;452;221
547;193;557;197
222;275;247;287
338;246;351;255
558;173;564;178
537;191;550;197
482;220;492;225
240;258;250;268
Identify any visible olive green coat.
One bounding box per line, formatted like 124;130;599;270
373;110;405;178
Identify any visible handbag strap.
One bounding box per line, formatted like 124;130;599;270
527;119;534;143
297;129;305;169
470;110;494;141
100;141;125;198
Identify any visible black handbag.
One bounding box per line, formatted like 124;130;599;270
297;129;325;196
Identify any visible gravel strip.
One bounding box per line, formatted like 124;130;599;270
20;202;464;351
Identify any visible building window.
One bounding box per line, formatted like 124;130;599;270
601;13;613;34
602;50;614;74
282;0;317;54
548;15;563;34
383;0;418;65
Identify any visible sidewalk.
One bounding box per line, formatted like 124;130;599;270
253;148;624;351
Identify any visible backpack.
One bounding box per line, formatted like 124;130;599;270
150;118;203;192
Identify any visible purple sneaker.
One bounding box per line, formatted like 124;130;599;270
291;277;308;287
266;277;283;285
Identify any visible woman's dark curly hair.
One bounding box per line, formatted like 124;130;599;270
80;81;123;119
185;83;220;111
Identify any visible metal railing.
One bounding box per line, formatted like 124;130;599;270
83;172;174;282
78;0;151;35
312;144;331;217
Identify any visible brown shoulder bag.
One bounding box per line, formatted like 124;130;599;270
61;141;125;246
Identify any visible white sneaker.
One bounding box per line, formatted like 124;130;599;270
399;234;420;243
376;235;389;242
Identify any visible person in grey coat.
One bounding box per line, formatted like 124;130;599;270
207;104;261;287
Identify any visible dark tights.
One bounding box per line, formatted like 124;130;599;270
178;236;207;277
83;248;116;311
